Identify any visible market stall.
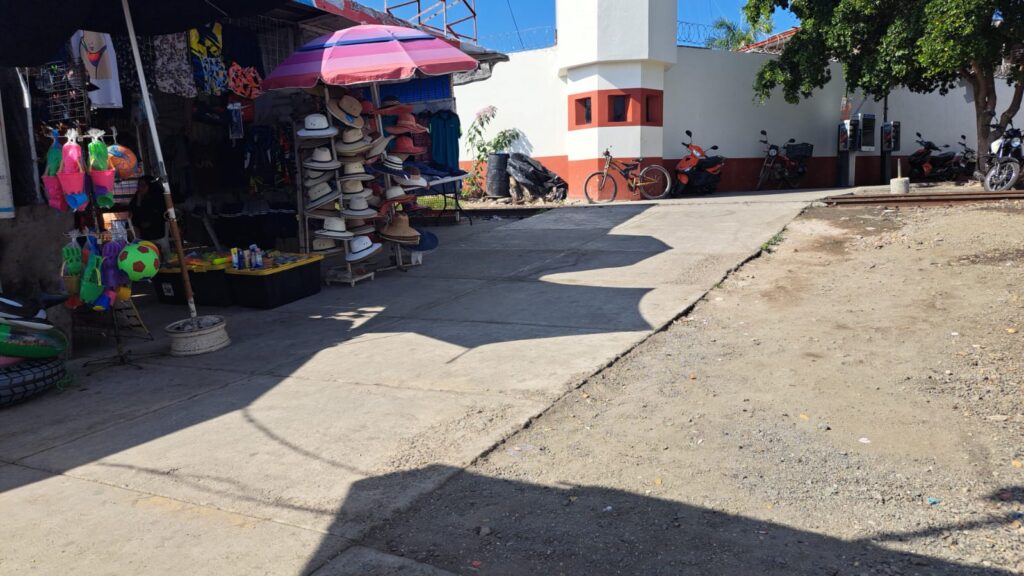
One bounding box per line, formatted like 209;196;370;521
263;23;477;286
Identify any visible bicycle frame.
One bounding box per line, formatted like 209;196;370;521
599;153;645;189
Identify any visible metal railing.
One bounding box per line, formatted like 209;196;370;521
385;0;478;43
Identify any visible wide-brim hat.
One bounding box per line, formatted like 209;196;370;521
410;229;439;253
361;100;377;116
384;185;416;203
297;113;338;138
327;96;365;129
385;113;427;135
377;97;412;116
347;219;375;235
343;196;378;217
335;128;373;155
366;135;394;159
343;188;372;200
342;178;365;194
315;216;354;240
392;135;425;155
312;237;337;252
306;182;342;210
339;162;375;182
303;147;341;171
371;154;409;177
346;235;383;262
394;167;428;189
304;170;334;187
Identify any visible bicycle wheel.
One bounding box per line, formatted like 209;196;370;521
637;165;672;200
583;171;617;204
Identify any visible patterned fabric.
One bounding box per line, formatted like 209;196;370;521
112;35;155;94
153;33;197;98
227;62;263;99
189;23;227;95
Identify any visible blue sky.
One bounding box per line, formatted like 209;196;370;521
358;1;798;51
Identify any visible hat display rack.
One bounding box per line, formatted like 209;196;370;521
295;85;378;287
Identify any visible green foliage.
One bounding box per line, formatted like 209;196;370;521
743;0;1024;153
464;106;521;196
705;15;775;51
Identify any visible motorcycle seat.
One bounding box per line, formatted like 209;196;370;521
697;156;725;170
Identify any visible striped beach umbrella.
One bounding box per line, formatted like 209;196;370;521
264;24;479;89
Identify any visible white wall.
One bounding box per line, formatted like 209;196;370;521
454;47;566;161
557;0;677;72
663;48;846;160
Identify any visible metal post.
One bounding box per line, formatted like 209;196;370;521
881;94;892;182
16;68;42;204
121;0;197;320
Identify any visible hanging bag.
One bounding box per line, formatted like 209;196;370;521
87;131;115;208
42;129;66;211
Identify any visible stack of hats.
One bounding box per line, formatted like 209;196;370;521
380;212;420;245
302;142;342;211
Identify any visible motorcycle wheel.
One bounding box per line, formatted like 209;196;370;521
755;164;771;191
984;160;1020;192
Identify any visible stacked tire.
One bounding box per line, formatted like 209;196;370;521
0;358;66;408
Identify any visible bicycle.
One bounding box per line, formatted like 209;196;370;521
583;148;672;204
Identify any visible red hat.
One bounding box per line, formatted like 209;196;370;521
392;135;425;155
385;112;427;135
361;99;376;116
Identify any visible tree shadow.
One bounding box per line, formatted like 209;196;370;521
309;465;1020;576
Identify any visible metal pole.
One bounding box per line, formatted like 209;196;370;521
16;68;43;204
121;0;197;320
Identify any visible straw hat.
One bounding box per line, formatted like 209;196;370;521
346;218;375;235
385;112;427;135
392;135;425;155
303;169;334;187
312;237;337;252
366;135;394;159
394;166;428;189
343;196;377;217
303;147;341;170
297;113;338;138
372;154;408;177
384;185;415;204
327;95;365;129
315;216;354;240
380;212;420;244
306;182;341;210
341;179;366;194
338;161;374;182
377;96;412;116
346;235;383;263
335;128;372;155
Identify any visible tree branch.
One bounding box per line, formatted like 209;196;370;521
999;68;1024;130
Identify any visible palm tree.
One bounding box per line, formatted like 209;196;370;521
705;16;774;51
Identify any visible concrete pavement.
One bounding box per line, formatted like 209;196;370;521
0;190;826;575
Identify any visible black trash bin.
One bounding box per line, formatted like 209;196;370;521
486;152;511;197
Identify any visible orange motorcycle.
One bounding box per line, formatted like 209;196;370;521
675;130;725;195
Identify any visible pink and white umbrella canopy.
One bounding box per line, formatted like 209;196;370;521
264;24;478;89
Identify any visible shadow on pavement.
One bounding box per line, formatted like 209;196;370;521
312;465;1019;576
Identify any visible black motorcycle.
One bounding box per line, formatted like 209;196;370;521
983;120;1024;191
908;132;960;180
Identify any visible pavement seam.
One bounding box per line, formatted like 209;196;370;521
1;460;357;543
10;371;254;464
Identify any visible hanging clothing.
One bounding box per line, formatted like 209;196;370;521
189;23;228;95
430;110;461;170
112;35;155;94
72;30;123;109
153;33;198;98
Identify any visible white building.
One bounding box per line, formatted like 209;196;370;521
455;0;1011;199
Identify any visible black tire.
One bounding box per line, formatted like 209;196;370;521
984;160;1020;192
583;171;617;204
0;358;65;408
756;163;771;191
637;165;673;200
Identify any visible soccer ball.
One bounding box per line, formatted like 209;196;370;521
108;144;140;179
117;243;160;281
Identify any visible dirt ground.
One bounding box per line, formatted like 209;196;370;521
364;202;1024;575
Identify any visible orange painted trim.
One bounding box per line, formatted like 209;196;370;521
567;88;664;131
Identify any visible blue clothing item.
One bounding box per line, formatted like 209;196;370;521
429;111;461;171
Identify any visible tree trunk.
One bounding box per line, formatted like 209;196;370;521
969;66;997;171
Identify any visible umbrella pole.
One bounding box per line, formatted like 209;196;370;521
121;0;197;321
